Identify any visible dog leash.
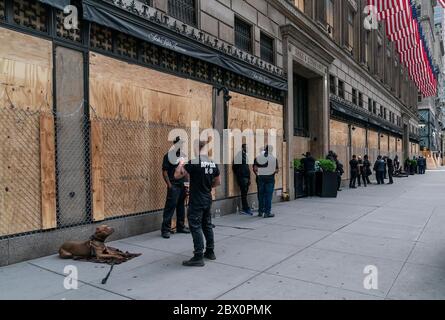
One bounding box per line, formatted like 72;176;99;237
101;261;115;285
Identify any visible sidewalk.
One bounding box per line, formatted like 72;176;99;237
1;169;445;300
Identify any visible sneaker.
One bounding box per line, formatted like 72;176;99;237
161;232;170;239
182;254;205;267
176;227;190;234
264;213;275;218
241;209;253;216
204;249;216;260
258;212;264;218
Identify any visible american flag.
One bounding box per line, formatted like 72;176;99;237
367;0;437;97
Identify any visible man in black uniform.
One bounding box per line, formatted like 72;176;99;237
233;144;252;215
161;137;190;239
349;155;359;188
174;140;221;267
302;152;316;197
387;156;394;184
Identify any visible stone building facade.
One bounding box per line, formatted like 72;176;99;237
0;0;427;264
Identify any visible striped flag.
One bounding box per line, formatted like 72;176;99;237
438;0;445;8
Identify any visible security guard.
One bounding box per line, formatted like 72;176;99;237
160;137;190;239
174;140;221;267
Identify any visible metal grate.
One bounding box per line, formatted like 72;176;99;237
235;17;252;53
55;8;82;43
90;23;113;52
260;32;274;64
116;33;138;59
13;0;48;33
168;0;197;26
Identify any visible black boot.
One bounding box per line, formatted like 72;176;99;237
204;249;216;260
183;254;205;267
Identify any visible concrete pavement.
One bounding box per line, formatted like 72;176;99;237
1;169;445;300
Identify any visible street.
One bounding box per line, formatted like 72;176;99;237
1;169;445;300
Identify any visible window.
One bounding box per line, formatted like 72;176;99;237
292;0;305;12
326;0;334;36
346;8;354;52
384;108;387;120
363;31;370;65
352;88;357;105
168;0;197;26
293;74;309;137
368;98;373;112
359;92;363;108
235;17;253;53
260;32;274;64
317;0;334;37
338;80;344;99
373;101;377;114
329;75;336;95
379;105;383;117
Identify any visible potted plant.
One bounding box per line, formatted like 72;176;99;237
293;159;305;199
315;159;338;198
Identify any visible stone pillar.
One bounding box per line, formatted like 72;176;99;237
283;39;295;200
213;88;227;199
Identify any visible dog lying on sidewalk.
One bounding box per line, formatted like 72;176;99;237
59;225;141;265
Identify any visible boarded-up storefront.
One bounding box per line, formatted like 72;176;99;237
89;53;213;220
380;134;389;156
329;119;350;179
0;28;56;236
368;130;379;164
227;92;284;197
351;126;366;160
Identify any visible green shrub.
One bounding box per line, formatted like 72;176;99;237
318;159;336;172
411;160;418;167
293;158;303;170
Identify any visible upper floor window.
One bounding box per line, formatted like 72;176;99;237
260;32;274;64
363;31;370;65
329;75;336;95
168;0;197;27
368;98;373;112
317;0;334;37
235;17;253;53
359;92;363;108
291;0;305;12
338;80;345;99
345;8;354;52
352;88;357;105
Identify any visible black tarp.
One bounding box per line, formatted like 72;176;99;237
38;0;70;10
82;0;288;91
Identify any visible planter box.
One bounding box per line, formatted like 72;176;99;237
294;171;305;199
315;171;338;198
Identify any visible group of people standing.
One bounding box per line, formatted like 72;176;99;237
160;139;279;267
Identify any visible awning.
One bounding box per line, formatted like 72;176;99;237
330;99;403;136
38;0;70;10
82;0;288;91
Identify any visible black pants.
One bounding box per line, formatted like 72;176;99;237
350;170;358;188
188;204;214;255
358;172;367;187
337;173;342;190
161;184;186;233
365;173;371;184
388;168;394;184
305;171;316;197
376;171;385;184
236;177;250;211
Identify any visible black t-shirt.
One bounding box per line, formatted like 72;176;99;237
254;153;278;182
184;156;220;208
350;159;359;171
162;151;185;185
302;156;316;172
233;150;251;179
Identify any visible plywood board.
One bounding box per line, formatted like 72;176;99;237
329;119;350;179
89;53;212;218
227;92;284;197
0;27;52;112
40;114;56;230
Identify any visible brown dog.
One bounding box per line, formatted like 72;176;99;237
59;225;140;264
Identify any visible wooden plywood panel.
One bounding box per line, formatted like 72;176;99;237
0;28;53;236
89;53;212;218
0;27;52;112
40;114;56;230
90;120;104;221
227;92;284;197
329;119;350;179
380;134;389;155
351;126;366;160
368;130;379;163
